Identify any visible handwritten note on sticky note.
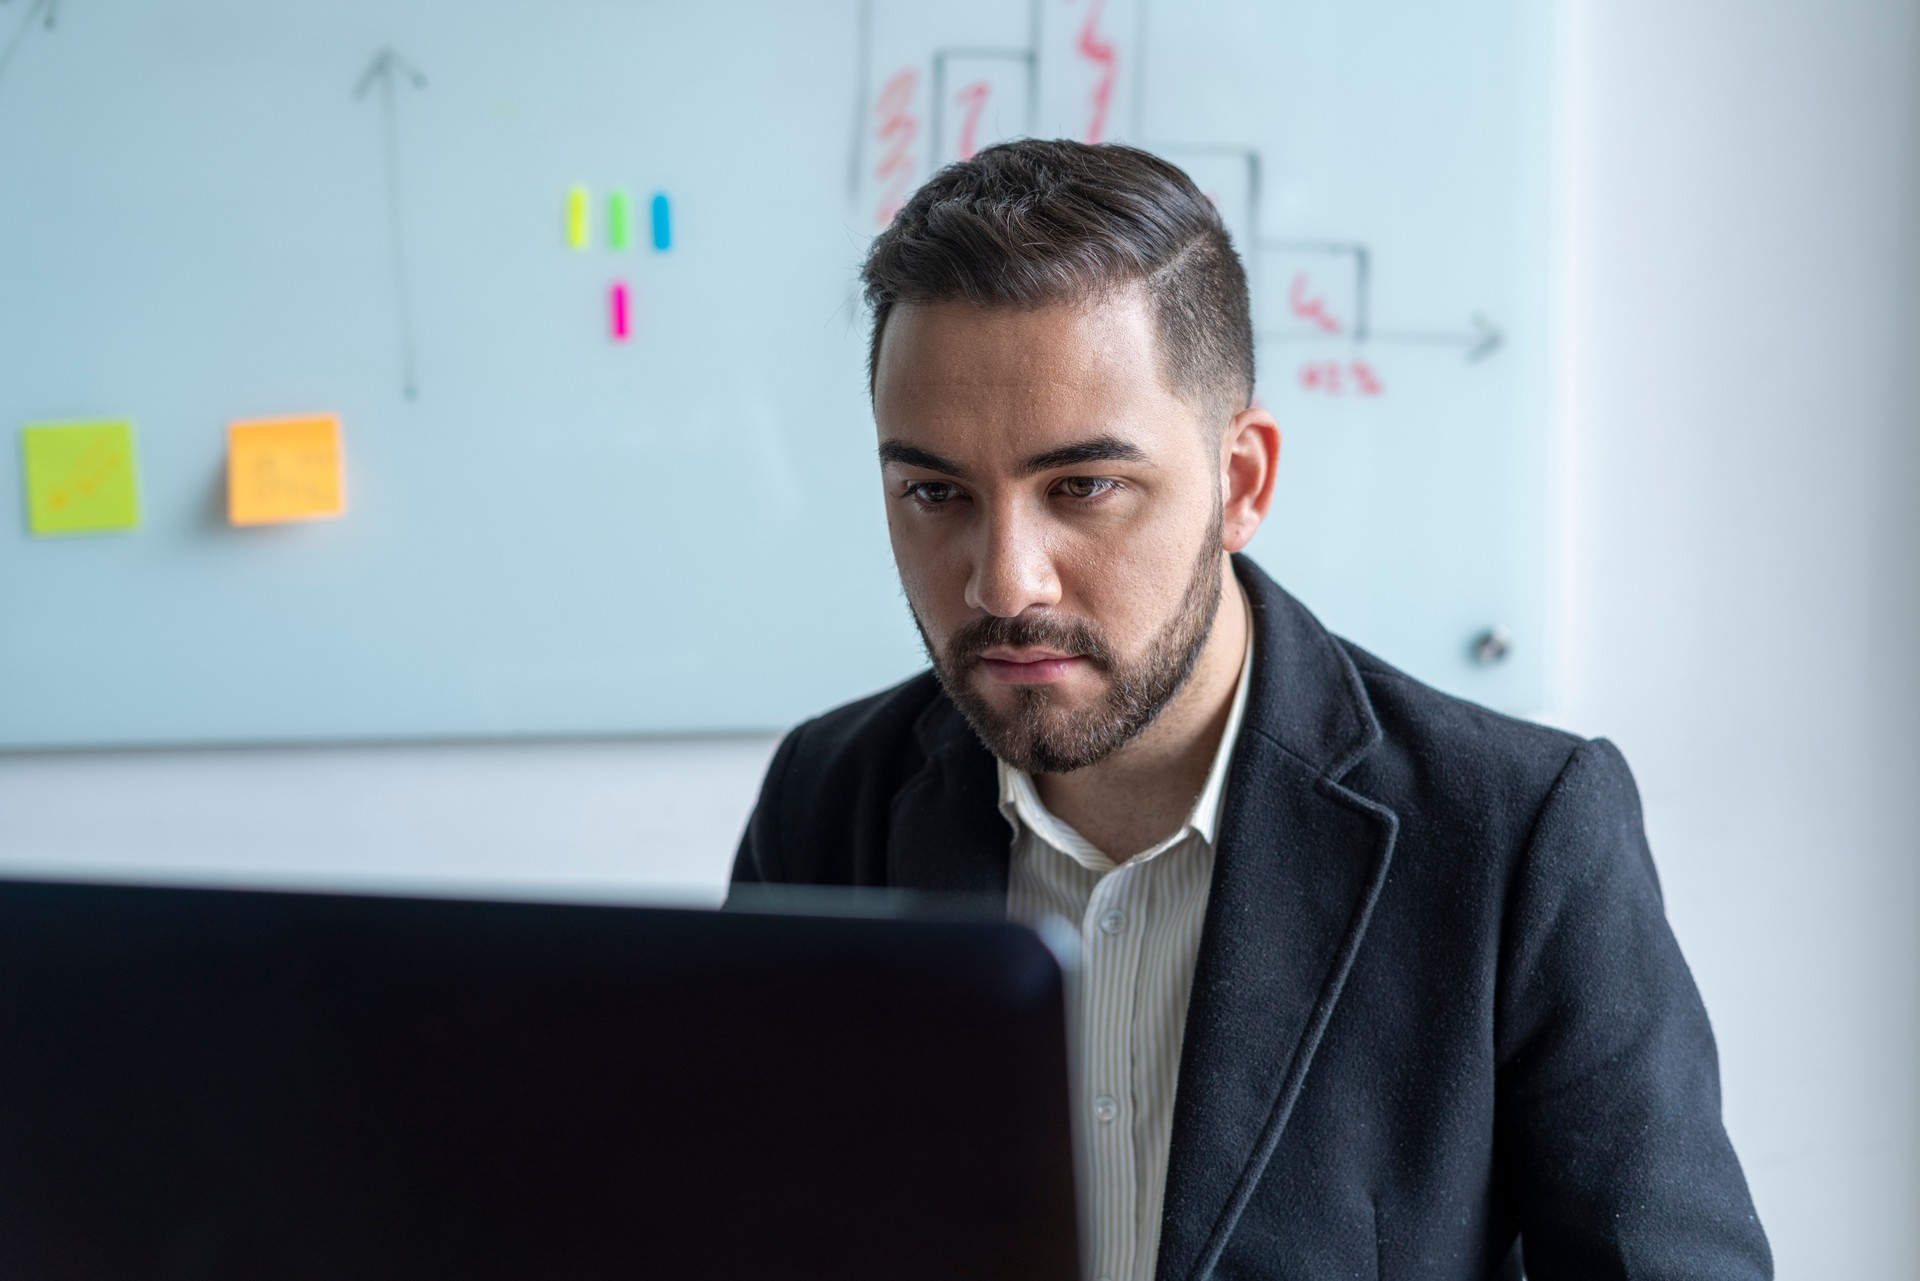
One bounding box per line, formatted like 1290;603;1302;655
22;420;141;536
228;415;346;526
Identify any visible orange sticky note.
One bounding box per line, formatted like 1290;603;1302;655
227;415;346;526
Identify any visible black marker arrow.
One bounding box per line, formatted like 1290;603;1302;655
1369;312;1504;364
0;0;59;86
355;46;427;400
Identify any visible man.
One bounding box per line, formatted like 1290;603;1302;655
731;140;1770;1280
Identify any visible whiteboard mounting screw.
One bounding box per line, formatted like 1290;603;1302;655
1472;627;1512;666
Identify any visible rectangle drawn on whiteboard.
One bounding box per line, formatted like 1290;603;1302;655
1160;146;1260;272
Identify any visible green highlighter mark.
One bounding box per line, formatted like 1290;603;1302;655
608;189;633;250
22;420;141;536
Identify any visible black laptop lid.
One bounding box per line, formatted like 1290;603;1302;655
0;879;1080;1281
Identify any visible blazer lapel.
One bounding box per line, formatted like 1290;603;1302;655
885;697;1012;902
1155;559;1400;1281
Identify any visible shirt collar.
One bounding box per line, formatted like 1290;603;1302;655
1189;603;1254;846
996;582;1255;865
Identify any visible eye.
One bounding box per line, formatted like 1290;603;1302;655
905;480;965;507
1056;476;1118;502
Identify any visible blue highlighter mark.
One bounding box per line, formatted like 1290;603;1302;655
650;192;672;251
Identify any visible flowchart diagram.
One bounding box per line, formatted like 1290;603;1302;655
848;0;1505;405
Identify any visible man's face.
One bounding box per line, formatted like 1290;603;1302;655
873;291;1230;774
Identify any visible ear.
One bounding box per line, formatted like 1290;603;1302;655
1219;403;1281;553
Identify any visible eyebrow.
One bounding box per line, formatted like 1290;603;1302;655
1016;434;1149;476
877;440;970;479
877;433;1150;481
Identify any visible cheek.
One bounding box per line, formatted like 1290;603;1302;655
1055;502;1206;635
887;521;965;630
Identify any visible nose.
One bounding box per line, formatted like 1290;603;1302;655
963;497;1061;618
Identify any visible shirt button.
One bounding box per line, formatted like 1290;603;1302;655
1099;909;1126;935
1092;1095;1118;1123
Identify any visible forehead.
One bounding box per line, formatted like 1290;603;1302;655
872;293;1196;462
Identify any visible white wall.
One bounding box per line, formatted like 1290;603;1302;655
0;735;779;904
1548;0;1920;1274
2;1;1916;1273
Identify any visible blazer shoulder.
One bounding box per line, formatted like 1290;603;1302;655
735;668;958;887
1338;638;1589;835
779;667;950;786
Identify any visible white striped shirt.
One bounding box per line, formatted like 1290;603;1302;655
1001;620;1254;1281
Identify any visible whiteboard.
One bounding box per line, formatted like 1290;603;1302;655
0;0;1553;749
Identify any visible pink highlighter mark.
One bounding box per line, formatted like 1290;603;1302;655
610;281;631;341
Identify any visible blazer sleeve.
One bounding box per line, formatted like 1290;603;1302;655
728;721;807;890
1494;738;1772;1280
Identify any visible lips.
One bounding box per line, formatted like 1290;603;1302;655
975;652;1087;685
978;646;1077;664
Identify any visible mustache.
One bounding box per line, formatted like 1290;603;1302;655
943;612;1116;673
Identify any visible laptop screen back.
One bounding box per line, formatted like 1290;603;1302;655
0;879;1080;1281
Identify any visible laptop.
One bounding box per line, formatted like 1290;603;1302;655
0;877;1081;1280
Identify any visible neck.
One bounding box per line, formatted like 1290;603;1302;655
1034;557;1250;862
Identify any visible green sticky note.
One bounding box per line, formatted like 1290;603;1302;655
608;188;632;250
22;420;141;536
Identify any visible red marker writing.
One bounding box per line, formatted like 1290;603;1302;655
1075;0;1117;144
873;68;920;227
1289;272;1342;334
955;80;991;161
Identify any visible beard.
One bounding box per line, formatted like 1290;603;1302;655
909;510;1226;775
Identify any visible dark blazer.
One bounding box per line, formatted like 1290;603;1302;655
731;556;1771;1281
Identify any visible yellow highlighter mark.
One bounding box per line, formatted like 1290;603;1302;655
567;184;591;250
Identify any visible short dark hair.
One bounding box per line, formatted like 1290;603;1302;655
860;139;1255;429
